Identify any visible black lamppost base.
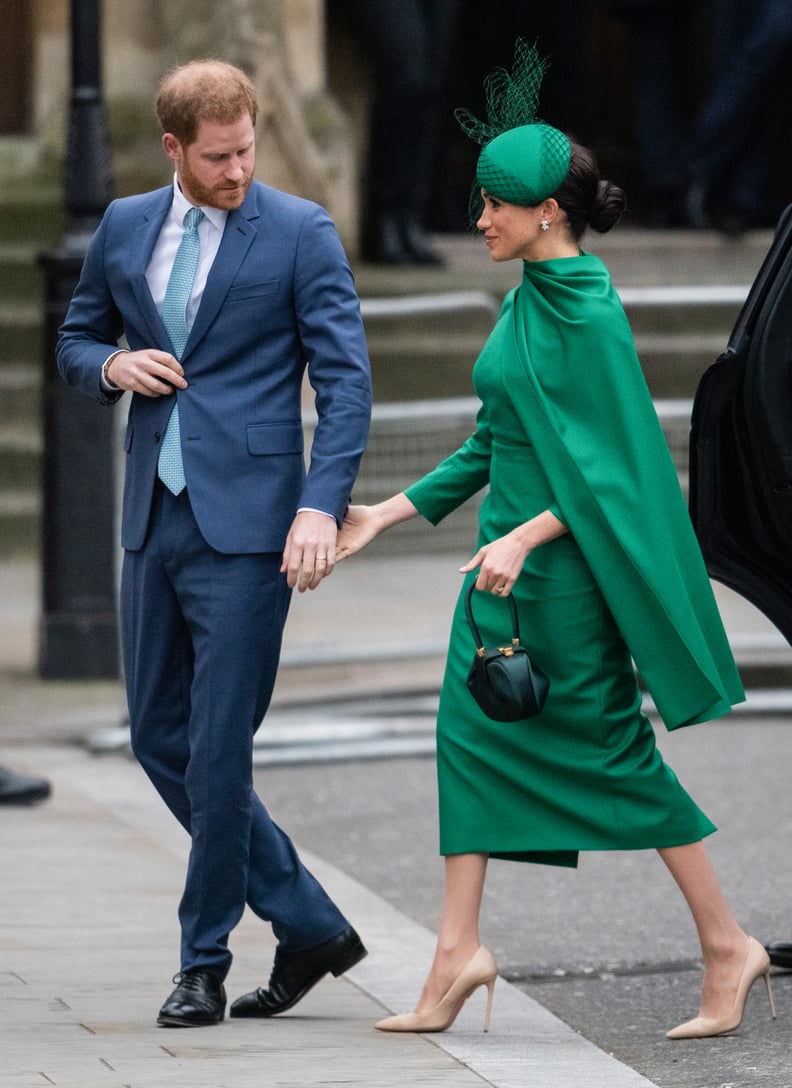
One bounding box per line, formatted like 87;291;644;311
38;0;119;680
39;613;120;681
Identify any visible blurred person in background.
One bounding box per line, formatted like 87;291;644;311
608;0;704;227
684;0;792;233
333;0;460;264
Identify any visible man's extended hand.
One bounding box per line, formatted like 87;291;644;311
105;349;188;397
281;510;337;592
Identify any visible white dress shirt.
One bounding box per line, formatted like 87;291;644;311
145;177;227;322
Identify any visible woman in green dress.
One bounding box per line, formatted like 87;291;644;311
336;43;774;1041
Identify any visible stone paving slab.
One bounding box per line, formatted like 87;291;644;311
0;744;658;1088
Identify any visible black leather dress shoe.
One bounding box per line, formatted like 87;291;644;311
765;941;792;970
230;925;367;1018
400;216;444;266
0;765;51;805
157;970;226;1026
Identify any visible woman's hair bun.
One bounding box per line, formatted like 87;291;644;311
554;143;626;240
589;179;626;235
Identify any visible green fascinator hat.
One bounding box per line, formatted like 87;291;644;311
477;124;571;205
455;40;571;208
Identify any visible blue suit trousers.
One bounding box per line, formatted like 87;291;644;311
121;483;348;978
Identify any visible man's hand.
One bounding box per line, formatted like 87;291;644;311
281;510;337;592
105;349;188;397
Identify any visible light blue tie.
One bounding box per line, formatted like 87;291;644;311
157;206;205;495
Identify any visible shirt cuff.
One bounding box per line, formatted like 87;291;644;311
296;507;335;519
101;349;128;393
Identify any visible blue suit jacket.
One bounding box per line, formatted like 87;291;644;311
57;181;372;554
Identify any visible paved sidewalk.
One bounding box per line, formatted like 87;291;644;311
1;554;790;1087
2;744;657;1088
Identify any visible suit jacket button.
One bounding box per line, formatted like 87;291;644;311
155;432;161;443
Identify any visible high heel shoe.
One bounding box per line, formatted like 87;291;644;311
375;946;497;1033
666;936;777;1039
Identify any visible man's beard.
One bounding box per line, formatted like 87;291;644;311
180;161;253;210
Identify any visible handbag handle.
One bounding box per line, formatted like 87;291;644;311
464;582;521;656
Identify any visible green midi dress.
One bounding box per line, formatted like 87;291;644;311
405;253;744;866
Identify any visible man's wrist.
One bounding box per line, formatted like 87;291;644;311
101;349;127;391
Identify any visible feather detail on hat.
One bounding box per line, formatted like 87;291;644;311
455;40;571;215
454;38;550;146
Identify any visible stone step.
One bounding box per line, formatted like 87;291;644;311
0;302;41;365
362;286;745;337
365;330;727;401
0;188;65;245
0;490;38;557
0;243;44;305
0;424;41;491
0;365;41;427
0;299;738;398
621;292;744;336
354;230;773;295
591;229;770;288
633;332;726;398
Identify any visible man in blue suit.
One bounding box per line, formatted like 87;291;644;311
57;59;372;1027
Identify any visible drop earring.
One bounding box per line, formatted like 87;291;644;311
540;219;550;232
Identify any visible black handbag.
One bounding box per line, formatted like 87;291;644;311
464;583;549;722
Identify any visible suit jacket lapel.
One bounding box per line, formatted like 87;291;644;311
183;188;260;357
129;188;173;347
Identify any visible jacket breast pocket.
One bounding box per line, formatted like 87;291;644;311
227;279;280;303
247;420;304;455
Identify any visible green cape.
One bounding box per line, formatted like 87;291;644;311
411;252;744;729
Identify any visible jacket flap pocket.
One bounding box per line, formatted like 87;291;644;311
228;279;280;302
247;420;304;455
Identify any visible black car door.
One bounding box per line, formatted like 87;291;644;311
689;204;792;645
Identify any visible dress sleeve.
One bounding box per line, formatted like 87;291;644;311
405;402;493;524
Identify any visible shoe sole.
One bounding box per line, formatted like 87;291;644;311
157;1014;224;1027
157;1005;224;1022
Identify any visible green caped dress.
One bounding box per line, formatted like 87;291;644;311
405;253;744;867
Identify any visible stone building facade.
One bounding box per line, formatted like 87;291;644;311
0;0;359;242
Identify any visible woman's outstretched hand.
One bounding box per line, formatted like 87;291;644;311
337;493;421;560
336;505;382;559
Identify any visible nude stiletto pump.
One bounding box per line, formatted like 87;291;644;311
375;946;498;1034
666;936;777;1039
